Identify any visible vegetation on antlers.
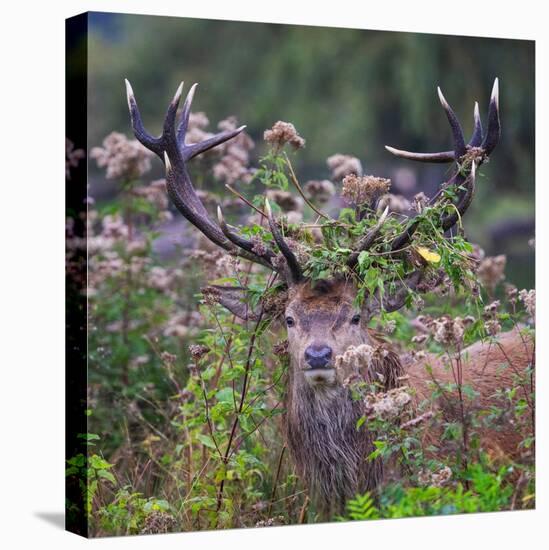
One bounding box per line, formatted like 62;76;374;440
124;78;499;318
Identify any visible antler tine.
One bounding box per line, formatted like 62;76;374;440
163;151;234;249
384;146;455;164
347;207;389;268
185;126;247;161
125;79;164;158
468;101;483;147
265;200;303;283
385;92;484;162
481;77;501;155
163;81;184;143
437;86;467;158
176;83;198;144
383;86;465;165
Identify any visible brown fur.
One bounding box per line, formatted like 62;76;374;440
282;279;533;515
406;328;534;460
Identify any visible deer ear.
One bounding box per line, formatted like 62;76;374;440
202;285;259;321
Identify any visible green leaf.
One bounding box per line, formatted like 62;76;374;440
97;469;116;484
196;434;217;449
215;387;235;404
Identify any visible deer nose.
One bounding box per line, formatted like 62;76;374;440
304;344;333;369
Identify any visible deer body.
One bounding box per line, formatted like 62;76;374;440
282;280;533;514
407;327;533;459
124;77;533;515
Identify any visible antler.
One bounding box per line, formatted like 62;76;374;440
351;79;500;314
125;79;289;273
385;78;500;252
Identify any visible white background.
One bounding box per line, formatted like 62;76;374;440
0;0;546;548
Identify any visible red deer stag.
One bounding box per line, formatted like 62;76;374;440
125;77;533;515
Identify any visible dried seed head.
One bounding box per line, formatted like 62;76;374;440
477;254;506;294
484;319;502;336
264;121;305;149
189;344;210;361
90;131;153;180
518;289;535;319
341;174;391;207
483;300;501;319
431;316;466;346
504;283;518;303
327;153;363;180
303;179;336;204
412;191;428;213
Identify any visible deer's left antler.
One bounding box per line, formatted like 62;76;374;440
348;79;501;310
385;78;500;253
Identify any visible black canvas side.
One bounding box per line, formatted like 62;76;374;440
65;11;89;538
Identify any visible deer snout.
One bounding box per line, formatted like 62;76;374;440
304;344;333;369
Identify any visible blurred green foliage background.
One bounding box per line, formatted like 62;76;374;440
87;12;534;288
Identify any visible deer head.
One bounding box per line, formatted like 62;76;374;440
125;77;501;512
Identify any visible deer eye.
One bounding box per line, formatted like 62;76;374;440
351;314;361;325
285;316;295;328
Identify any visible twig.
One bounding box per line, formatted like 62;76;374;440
267;445;287;517
298;496;310;524
225;184;267;217
283;153;331;220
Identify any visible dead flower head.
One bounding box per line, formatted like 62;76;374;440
477;254;506;294
484;319;502;336
341;174;391;207
189;344;210;361
264;121;305;150
431;315;473;346
519;289;535;320
326;154;363;180
90;131;153;180
418;466;452;488
364;387;412;421
303;180;336;204
483;300;500;319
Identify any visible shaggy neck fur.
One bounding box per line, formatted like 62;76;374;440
285;364;383;517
